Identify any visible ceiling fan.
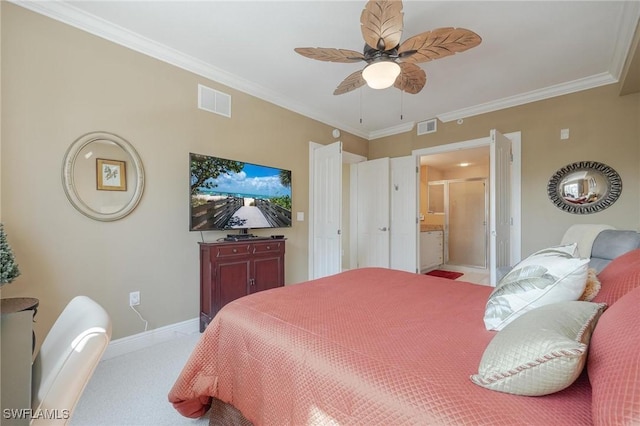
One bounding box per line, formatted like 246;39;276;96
294;0;482;95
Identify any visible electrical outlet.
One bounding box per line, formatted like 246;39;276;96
129;291;140;307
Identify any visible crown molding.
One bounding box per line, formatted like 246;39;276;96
368;122;415;140
10;0;370;140
437;72;616;123
437;2;640;124
610;1;640;80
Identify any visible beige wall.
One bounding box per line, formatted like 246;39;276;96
371;84;640;257
0;4;367;342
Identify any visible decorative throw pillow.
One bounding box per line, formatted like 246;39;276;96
484;244;589;331
588;286;640;425
471;301;606;396
533;243;579;257
579;268;601;301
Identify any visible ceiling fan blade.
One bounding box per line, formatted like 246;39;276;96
394;62;426;94
334;70;367;95
360;0;403;51
398;27;482;63
294;47;365;63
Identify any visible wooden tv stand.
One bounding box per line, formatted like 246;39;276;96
199;239;285;332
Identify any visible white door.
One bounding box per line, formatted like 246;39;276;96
356;157;390;268
312;141;342;279
390;156;418;272
489;129;512;285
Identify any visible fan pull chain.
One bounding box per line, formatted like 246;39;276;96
359;88;363;124
400;89;404;121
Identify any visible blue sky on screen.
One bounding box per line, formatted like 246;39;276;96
208;163;291;198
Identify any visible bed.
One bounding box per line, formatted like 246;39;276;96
168;257;640;425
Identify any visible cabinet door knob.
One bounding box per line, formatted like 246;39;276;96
266;245;271;250
232;248;237;253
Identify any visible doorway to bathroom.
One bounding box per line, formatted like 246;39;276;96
415;130;522;286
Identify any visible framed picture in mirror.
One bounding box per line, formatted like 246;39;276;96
97;159;127;191
62;131;145;221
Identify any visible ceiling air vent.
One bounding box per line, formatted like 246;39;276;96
198;84;231;118
417;119;437;135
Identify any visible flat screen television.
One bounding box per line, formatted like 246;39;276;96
189;152;292;232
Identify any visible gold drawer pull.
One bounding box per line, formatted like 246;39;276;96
232;248;237;253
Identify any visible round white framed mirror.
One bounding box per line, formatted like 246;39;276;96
62;131;145;221
547;161;622;214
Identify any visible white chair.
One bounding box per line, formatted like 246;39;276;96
497;224;617;282
560;224;615;258
31;296;112;425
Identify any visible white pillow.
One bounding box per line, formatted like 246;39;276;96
539;243;579;257
484;244;589;331
472;301;606;396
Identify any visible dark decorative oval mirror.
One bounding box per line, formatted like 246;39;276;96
62;131;145;221
547;161;621;214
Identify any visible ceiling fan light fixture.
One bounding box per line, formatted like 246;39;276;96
362;60;401;89
294;0;481;96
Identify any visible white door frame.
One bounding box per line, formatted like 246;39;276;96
412;131;522;272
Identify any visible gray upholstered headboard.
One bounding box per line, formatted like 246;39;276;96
590;229;640;273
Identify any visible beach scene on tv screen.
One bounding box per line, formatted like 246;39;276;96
190;154;292;230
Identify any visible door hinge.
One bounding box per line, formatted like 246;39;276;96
337;229;342;235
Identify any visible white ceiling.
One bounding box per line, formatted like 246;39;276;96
15;1;640;140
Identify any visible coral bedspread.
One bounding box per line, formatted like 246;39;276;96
169;268;592;425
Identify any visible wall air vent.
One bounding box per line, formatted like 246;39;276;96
198;84;231;118
417;118;437;135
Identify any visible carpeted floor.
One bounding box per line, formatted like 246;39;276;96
71;332;209;426
425;269;464;280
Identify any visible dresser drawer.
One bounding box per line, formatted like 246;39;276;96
215;244;250;257
253;241;284;254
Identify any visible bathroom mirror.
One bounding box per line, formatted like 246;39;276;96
428;182;445;214
62;131;145;221
547;161;621;214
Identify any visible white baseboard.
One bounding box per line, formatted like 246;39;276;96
102;317;200;360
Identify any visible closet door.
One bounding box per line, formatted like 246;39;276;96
390;156;418;272
311;141;342;279
356;158;389;268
